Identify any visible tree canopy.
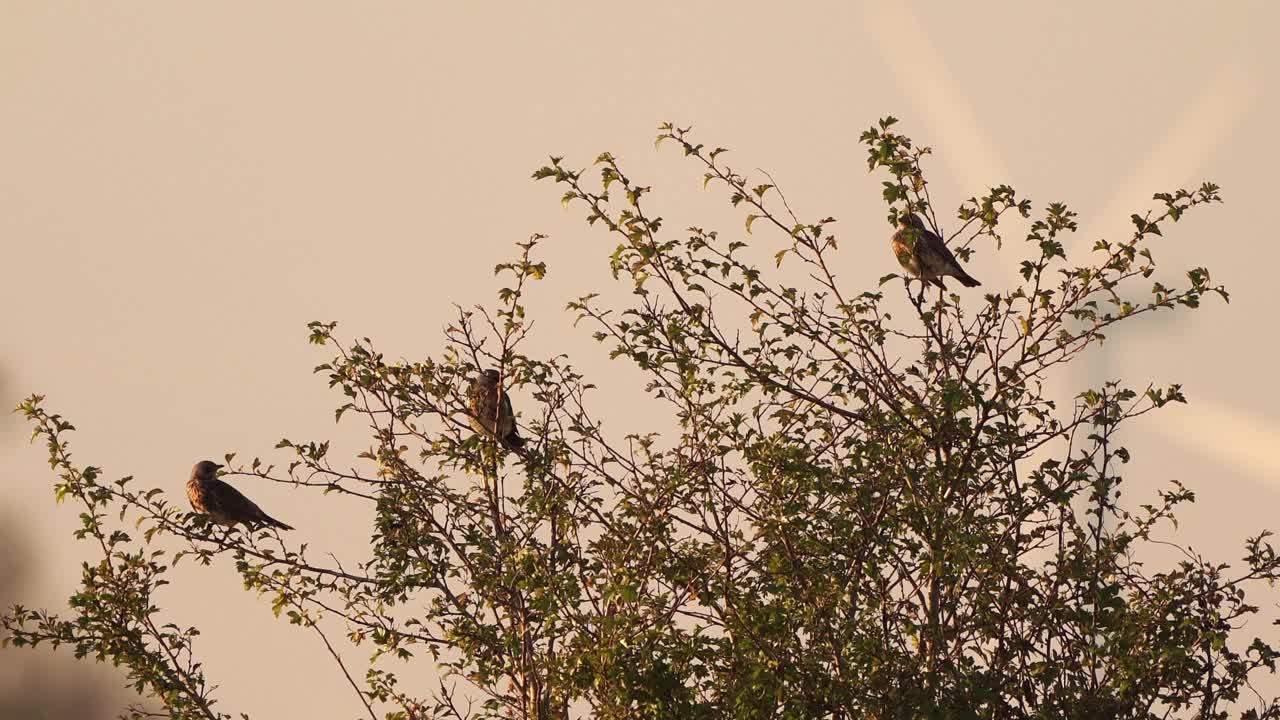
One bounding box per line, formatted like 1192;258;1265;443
5;118;1275;720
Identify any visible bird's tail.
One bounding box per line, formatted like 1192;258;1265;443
501;431;527;451
955;269;981;288
261;513;293;531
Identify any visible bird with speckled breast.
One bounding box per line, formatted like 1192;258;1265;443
467;369;526;451
890;212;981;290
186;460;293;531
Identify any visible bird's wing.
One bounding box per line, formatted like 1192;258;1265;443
206;479;263;521
918;227;968;274
499;390;517;438
498;389;527;449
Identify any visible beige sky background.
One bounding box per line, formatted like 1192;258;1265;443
2;2;1279;717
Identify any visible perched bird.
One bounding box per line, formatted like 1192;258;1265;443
186;460;293;531
891;213;981;289
467;369;526;451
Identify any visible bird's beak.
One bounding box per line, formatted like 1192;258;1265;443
214;463;225;470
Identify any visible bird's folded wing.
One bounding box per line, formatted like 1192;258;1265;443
208;479;261;519
921;229;964;271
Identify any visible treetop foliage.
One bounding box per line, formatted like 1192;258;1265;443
5;117;1273;720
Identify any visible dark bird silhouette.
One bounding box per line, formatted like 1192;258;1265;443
186;460;293;530
467;369;526;451
891;213;981;289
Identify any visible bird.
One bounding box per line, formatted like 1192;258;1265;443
890;213;981;289
186;460;293;531
466;369;526;451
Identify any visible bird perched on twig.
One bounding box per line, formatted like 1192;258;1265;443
186;460;293;531
467;369;526;451
891;213;981;289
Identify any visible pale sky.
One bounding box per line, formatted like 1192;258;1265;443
2;3;1279;717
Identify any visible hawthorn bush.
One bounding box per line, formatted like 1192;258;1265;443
5;118;1276;720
